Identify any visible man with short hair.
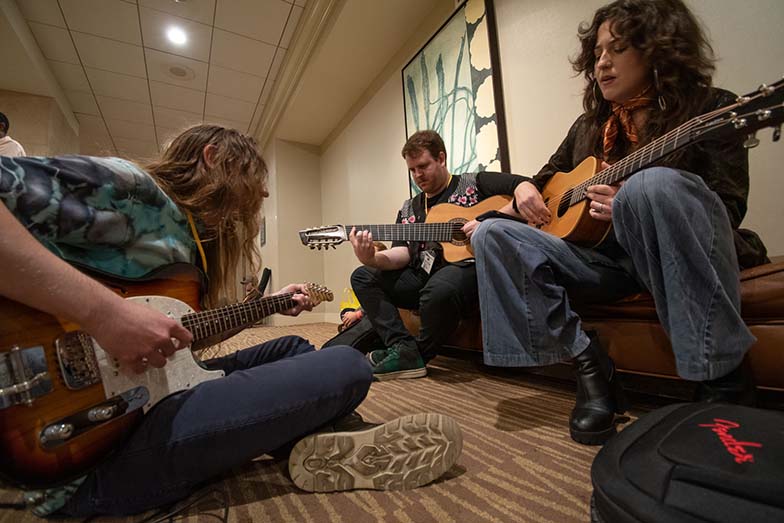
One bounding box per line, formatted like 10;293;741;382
350;130;529;380
0;112;26;157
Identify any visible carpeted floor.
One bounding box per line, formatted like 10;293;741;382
1;323;638;523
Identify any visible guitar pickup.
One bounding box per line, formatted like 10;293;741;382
38;387;147;449
0;345;53;410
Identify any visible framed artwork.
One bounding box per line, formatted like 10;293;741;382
402;0;509;195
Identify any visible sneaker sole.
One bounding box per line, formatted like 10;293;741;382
288;412;462;492
373;367;427;381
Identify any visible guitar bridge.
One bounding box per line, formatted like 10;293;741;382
56;331;102;390
0;345;53;409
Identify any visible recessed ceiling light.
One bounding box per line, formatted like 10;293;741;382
164;63;196;81
169;66;188;77
166;26;187;46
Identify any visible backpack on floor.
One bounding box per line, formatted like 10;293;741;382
591;402;784;523
321;316;385;354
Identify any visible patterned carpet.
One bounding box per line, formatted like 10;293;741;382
1;323;631;522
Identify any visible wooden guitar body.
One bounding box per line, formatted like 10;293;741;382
539;156;613;247
0;265;331;489
424;194;512;262
0;265;203;488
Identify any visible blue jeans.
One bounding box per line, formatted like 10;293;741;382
473;168;755;381
63;337;372;516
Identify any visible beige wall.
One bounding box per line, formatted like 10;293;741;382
320;75;412;316
0;89;78;155
262;138;327;325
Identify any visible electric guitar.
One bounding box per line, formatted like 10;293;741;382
299;194;511;263
539;78;784;246
0;263;332;488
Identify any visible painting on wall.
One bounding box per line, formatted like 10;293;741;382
402;0;509;195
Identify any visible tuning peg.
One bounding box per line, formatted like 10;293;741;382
743;132;760;149
774;126;781;142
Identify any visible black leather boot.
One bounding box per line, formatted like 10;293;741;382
570;333;627;445
694;358;757;406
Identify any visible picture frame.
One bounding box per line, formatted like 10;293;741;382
402;0;509;195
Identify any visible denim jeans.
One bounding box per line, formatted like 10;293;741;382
472;167;755;381
63;337;372;516
351;263;479;360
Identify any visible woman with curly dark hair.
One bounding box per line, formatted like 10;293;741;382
471;0;767;445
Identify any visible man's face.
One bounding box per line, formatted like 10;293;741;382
405;149;449;195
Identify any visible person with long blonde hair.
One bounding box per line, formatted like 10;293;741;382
0;124;461;517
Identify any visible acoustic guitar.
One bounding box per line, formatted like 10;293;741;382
0;263;332;488
539;78;784;246
299;194;511;263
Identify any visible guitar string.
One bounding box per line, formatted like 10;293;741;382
182;297;292;338
180;287;328;338
541;95;778;209
540;105;729;209
182;289;330;334
181;295;296;338
322;113;716;236
182;294;296;329
345;222;463;241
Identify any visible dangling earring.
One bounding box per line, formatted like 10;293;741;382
653;67;667;111
592;79;602;106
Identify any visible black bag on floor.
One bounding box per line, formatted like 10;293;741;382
591;402;784;523
321;316;385;354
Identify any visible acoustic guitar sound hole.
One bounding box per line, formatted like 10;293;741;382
450;218;467;244
557;189;574;218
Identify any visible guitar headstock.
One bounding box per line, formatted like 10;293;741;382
691;77;784;146
299;225;348;250
304;282;334;305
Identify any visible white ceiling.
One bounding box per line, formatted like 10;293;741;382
15;0;306;160
275;0;442;146
0;5;51;97
2;0;451;159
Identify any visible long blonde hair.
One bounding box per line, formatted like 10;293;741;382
146;125;268;306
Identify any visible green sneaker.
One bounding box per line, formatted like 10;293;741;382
366;348;387;366
372;343;426;381
289;412;462;492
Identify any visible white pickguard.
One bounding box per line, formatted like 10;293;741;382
93;296;225;412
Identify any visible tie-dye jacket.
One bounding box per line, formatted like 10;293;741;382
1;155;198;516
0;155;197;279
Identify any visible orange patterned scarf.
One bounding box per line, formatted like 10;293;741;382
601;86;655;160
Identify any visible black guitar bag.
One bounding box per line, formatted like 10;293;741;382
321;315;385;354
591;402;784;523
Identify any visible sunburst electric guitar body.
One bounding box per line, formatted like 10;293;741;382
0;264;332;489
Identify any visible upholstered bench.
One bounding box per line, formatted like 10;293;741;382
399;258;784;392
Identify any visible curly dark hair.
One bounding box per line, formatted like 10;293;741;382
572;0;715;157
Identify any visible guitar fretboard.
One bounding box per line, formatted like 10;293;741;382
180;293;296;341
566;104;734;207
348;223;463;242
